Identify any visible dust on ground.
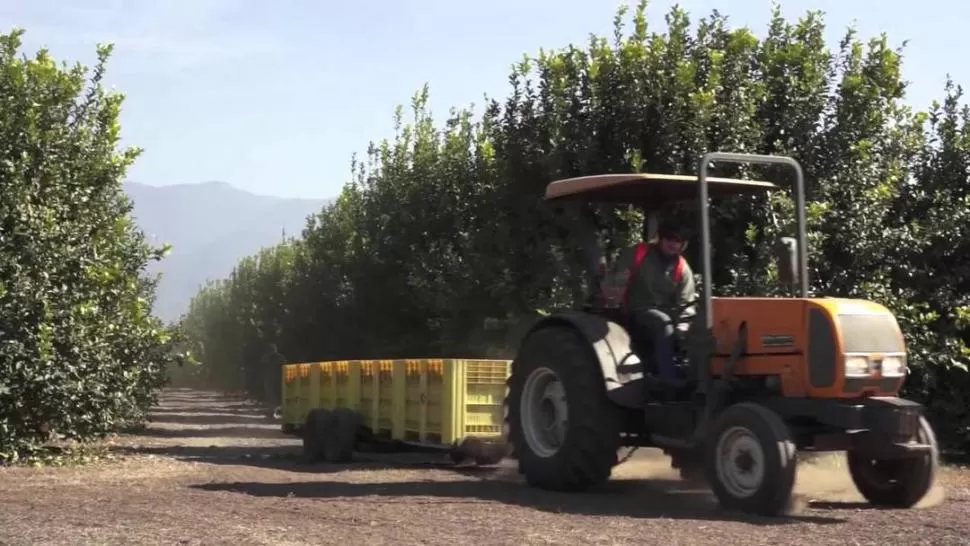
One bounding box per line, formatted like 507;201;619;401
1;388;968;546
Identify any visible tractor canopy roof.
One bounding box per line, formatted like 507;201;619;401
543;172;779;206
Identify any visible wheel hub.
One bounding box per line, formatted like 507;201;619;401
520;366;568;458
715;426;765;498
735;449;755;473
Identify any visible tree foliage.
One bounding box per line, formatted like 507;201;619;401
0;29;179;461
177;4;970;450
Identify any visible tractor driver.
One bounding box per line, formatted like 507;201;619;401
622;219;698;386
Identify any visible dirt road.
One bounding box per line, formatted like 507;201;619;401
1;389;968;546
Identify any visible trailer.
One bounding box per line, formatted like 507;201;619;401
281;358;512;465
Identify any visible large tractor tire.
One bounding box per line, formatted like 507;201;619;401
847;414;938;508
706;402;797;516
505;325;621;491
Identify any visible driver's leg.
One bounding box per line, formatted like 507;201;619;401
628;307;676;382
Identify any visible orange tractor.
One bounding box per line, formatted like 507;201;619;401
504;152;939;516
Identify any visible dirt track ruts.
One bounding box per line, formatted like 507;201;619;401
1;388;969;546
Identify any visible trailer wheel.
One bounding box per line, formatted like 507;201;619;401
474;440;510;466
506;325;620;491
706;402;797;516
323;408;360;463
449;440;469;465
847;415;939;508
448;437;508;466
302;409;332;463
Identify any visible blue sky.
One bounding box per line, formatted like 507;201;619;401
3;0;966;199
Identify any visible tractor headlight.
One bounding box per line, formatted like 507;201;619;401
844;355;871;377
880;355;907;378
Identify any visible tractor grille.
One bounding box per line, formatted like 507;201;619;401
837;313;906;354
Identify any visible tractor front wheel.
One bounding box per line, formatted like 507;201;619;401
706;402;797;516
847;415;939;508
506;325;620;491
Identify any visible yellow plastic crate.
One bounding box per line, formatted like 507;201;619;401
333;360;361;411
295;363;312;424
281;358;511;446
462;359;510;436
282;364;300;425
318;361;337;410
280;362;329;426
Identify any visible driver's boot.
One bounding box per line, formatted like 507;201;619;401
636;339;685;402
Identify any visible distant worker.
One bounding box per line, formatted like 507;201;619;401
600;219;697;386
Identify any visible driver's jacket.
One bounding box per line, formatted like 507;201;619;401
599;242;698;331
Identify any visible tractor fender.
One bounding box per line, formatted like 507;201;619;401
519;311;645;409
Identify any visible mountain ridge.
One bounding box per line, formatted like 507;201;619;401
123;180;332;322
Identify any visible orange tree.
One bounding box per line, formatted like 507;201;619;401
0;31;179;461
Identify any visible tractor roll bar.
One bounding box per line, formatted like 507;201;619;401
697;152;809;329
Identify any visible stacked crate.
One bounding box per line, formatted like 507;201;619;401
281;359;511;445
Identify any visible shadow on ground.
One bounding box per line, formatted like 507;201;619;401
129;389;876;527
111;441;479;476
807;501;885;510
151;398;262;410
135;390;280;440
148;413;271;426
193;476;846;526
134;425;285;440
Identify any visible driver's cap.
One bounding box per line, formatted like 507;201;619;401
658;219;689;240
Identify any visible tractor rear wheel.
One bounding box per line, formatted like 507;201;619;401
847;415;938;508
706;402;797;516
505;325;620;491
